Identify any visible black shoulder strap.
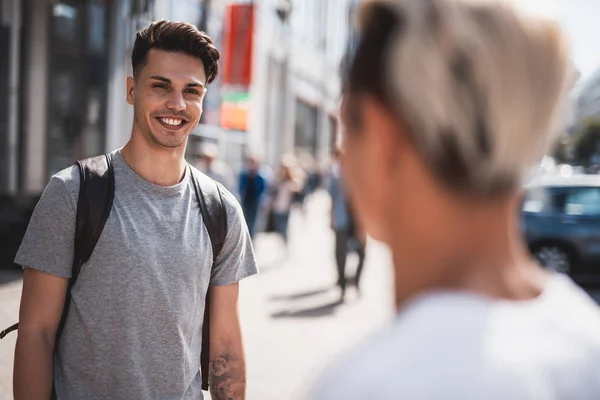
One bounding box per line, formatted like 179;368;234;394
189;165;228;391
189;166;228;260
1;154;115;342
57;153;115;341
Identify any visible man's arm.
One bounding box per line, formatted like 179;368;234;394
208;283;246;400
14;268;68;400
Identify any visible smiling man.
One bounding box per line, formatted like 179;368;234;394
13;21;257;400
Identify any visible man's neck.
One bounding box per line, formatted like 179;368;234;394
120;135;187;187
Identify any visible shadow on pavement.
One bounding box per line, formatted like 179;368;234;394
270;299;343;319
270;287;332;302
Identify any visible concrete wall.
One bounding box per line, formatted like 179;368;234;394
106;0;136;153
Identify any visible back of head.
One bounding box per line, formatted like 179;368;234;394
343;0;574;197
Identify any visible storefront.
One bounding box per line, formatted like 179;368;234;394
45;0;111;177
294;99;319;156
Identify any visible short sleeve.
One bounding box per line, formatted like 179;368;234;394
14;168;79;278
209;188;259;286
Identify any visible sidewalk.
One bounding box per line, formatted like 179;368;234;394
239;192;394;400
0;191;394;400
0;279;22;399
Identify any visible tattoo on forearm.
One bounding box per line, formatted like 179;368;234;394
209;353;246;400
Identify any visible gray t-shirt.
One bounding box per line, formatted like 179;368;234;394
15;150;258;400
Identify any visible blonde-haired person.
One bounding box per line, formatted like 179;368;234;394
310;1;600;399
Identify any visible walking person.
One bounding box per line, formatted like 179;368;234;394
239;155;268;238
329;151;366;302
196;142;236;193
269;156;303;247
312;1;600;399
13;21;257;400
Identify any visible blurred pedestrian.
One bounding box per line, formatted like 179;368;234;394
239;155;268;238
12;21;256;400
269;155;303;247
195;142;236;193
328;150;366;302
311;1;600;399
296;153;320;213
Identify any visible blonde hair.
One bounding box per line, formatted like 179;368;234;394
353;0;574;195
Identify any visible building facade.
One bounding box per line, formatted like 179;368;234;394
0;0;355;190
249;0;354;167
0;0;157;197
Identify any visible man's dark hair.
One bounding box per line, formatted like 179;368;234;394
131;20;220;84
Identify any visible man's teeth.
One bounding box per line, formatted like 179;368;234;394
160;118;183;126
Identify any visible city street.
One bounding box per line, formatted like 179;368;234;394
0;192;395;400
0;192;598;400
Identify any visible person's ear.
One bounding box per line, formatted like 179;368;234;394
361;97;405;173
126;76;136;105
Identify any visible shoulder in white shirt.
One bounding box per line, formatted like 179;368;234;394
310;274;600;400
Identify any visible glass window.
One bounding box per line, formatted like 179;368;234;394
523;187;562;213
88;3;106;54
565;188;600;216
294;100;319;155
52;3;79;45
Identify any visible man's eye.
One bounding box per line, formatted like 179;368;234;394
153;84;168;90
185;89;201;95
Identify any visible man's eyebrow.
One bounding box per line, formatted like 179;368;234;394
149;75;205;88
185;82;205;89
149;75;171;84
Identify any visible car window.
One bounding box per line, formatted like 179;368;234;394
523;187;565;213
564;188;600;217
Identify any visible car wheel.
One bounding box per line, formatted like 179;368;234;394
533;245;572;274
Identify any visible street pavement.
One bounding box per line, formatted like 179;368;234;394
0;192;598;400
238;194;394;400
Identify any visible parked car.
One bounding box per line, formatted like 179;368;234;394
522;175;600;285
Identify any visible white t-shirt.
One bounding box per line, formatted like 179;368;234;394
310;275;600;400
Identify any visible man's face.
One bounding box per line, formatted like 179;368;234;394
248;159;259;173
126;49;207;149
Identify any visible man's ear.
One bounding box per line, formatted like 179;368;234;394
126;76;136;105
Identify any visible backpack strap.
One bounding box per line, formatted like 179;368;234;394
56;154;115;341
1;154;115;343
188;165;228;391
189;166;228;260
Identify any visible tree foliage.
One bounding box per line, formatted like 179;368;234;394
571;120;600;165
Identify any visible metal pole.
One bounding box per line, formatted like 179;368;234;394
199;0;211;32
7;0;21;194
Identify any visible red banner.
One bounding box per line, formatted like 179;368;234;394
222;3;255;87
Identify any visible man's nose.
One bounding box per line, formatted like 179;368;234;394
165;91;186;112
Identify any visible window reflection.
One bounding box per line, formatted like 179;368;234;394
52;3;79;44
88;3;105;54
